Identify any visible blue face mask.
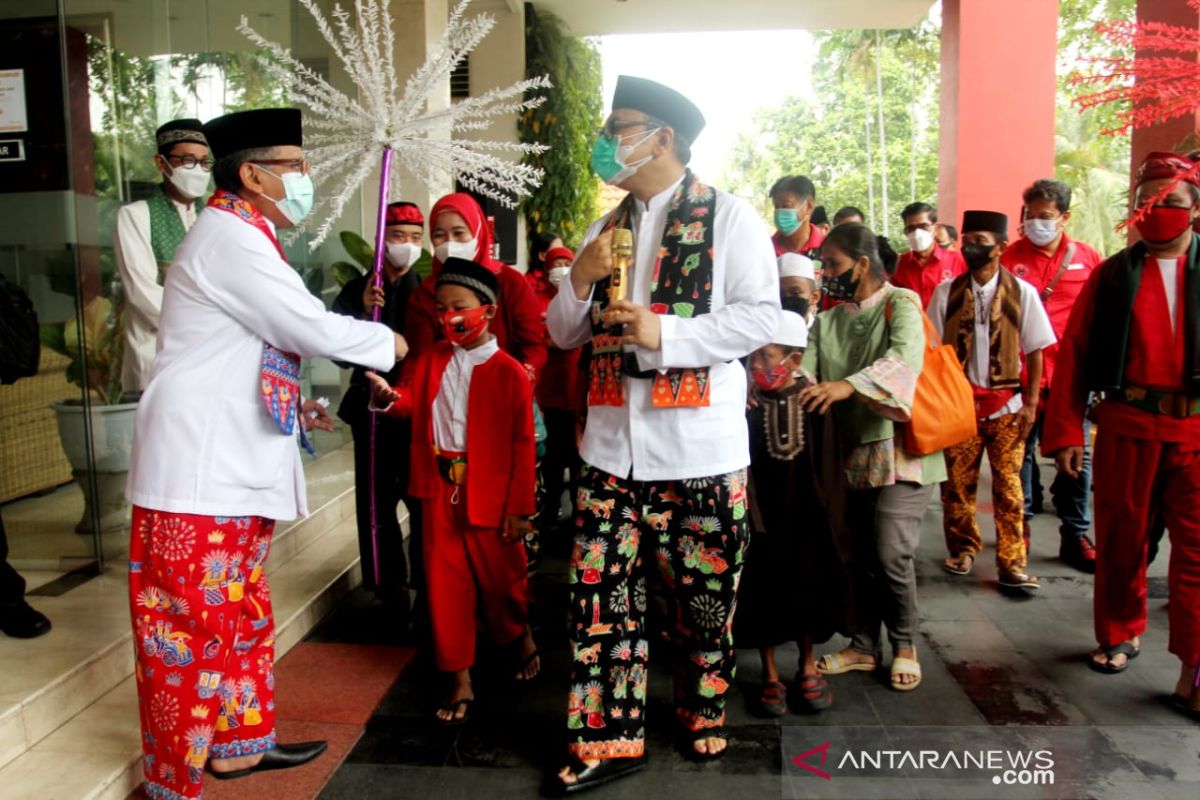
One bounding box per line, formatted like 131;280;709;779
590;127;659;186
254;164;315;225
774;207;802;236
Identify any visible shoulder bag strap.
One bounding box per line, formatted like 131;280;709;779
1040;241;1077;301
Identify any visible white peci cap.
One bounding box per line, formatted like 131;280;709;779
778;252;815;281
774;309;808;348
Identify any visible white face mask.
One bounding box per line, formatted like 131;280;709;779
166;163;210;200
1023;218;1061;247
906;227;935;253
434;238;478;263
548;265;571;286
385;242;421;272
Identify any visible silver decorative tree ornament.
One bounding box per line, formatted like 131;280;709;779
238;0;551;583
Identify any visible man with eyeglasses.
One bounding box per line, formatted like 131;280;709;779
891;201;967;308
125;108;405;799
113;119;213;393
1000;179;1103;573
548;75;778;791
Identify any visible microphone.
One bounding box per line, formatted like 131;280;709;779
610;227;633;304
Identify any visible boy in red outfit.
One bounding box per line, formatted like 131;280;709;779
368;257;539;724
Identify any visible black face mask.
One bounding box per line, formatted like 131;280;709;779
782;295;810;318
822;267;860;302
961;243;995;271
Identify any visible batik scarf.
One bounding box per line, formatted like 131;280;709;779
147;186;201;286
587;170;716;408
207;189;312;453
944;268;1023;390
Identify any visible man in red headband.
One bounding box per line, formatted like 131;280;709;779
332;201;427;622
1043;151;1200;717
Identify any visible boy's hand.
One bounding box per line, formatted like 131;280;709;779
501;514;531;544
364;370;398;408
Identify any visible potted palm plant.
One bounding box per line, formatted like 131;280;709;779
41;295;138;534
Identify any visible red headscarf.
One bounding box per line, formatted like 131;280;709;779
429;192;503;274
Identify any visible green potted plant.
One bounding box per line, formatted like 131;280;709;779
41;295;138;534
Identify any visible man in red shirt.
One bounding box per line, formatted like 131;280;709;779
770;175;824;259
1001;179;1103;572
893;202;967;308
1042;152;1200;716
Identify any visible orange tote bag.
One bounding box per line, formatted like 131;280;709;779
886;293;976;456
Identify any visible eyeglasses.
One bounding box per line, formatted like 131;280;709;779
251;158;311;175
599;117;660;138
166;153;216;172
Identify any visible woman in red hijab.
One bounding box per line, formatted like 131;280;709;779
402;193;547;383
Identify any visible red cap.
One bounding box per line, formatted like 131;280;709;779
385;202;424;227
543;246;575;266
1136;151;1200;188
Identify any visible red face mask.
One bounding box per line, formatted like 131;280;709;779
752;363;791;393
439;305;492;346
1135;205;1193;244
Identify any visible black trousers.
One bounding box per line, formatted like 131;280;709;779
539;407;580;523
349;414;422;598
0;512;26;605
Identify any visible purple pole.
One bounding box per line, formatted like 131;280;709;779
368;146;394;587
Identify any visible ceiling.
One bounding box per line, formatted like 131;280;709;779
532;0;938;35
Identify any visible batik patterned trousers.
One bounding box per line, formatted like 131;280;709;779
565;464;749;761
128;507;277;800
942;413;1028;576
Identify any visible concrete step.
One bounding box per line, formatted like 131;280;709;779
0;444;364;788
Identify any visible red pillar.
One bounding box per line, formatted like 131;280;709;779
1130;0;1200;180
938;0;1058;230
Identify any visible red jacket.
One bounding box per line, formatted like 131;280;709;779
1001;233;1102;389
1042;252;1200;454
525;269;582;410
772;224;825;258
893;245;967;309
385;341;536;527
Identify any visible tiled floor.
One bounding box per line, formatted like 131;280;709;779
308;459;1199;800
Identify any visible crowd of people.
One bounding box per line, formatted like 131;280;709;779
102;74;1200;800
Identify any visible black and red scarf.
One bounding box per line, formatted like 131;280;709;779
587;170;717;408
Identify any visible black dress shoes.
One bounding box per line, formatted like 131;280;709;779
0;600;51;639
207;741;328;780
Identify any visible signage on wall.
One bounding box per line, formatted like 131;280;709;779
0;69;28;134
0;139;24;162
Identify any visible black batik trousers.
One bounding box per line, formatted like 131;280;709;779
565;463;749;760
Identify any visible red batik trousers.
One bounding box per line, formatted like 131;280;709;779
1092;429;1200;666
128;507;278;800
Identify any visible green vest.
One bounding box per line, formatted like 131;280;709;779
146;186;200;285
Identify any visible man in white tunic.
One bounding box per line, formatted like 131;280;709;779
124;108;405;799
548;76;778;791
113;118;212;393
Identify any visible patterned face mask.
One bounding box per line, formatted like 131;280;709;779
752;363;791;393
439;304;492;346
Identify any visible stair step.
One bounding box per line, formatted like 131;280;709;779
0;444;361;777
0;508;372;799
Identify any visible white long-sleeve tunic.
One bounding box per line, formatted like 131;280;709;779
126;207;396;520
546;175;780;481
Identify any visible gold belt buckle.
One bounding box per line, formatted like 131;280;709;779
1160;393;1190;419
